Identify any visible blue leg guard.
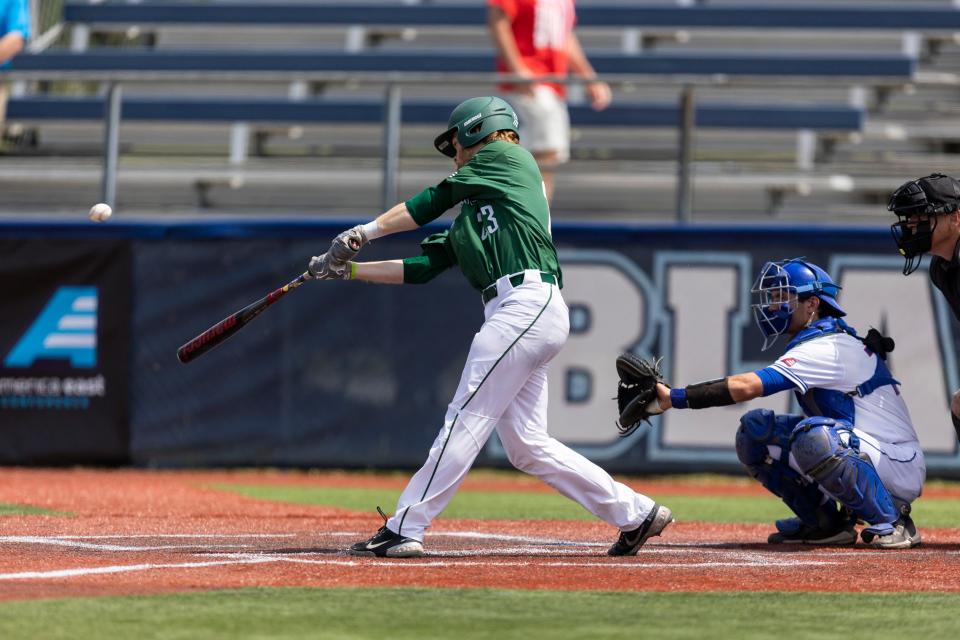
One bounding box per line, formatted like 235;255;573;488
790;417;898;529
736;409;845;530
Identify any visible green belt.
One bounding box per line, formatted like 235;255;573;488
481;271;557;304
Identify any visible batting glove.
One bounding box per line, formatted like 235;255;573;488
329;225;368;265
308;253;352;280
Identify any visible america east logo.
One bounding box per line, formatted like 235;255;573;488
5;287;98;368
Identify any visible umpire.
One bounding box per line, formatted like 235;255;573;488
888;173;960;441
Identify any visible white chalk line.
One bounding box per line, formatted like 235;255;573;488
1;531;916;582
202;552;838;570
325;531;927;559
0;553;836;581
0;536;257;552
328;531;609;548
0;557;280;581
2;533;938;559
51;534;298;540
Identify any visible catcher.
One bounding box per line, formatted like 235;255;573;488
616;258;925;549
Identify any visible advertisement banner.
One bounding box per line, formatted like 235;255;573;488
8;221;956;476
0;240;131;464
120;224;960;476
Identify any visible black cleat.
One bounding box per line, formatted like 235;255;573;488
608;503;674;557
348;507;424;558
767;517;857;545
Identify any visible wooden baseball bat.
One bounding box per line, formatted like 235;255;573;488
176;271;312;364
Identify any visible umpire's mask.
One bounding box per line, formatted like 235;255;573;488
888;173;960;275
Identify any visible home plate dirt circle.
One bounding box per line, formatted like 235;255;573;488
1;469;959;601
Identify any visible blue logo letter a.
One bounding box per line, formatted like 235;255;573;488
4;287;98;368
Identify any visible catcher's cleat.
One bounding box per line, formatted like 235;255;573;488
608;503;673;557
348;507;424;558
767;517;857;546
861;514;922;549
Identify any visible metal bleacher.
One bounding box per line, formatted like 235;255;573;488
55;2;960;32
12;49;915;77
7;96;864;131
4;1;960;221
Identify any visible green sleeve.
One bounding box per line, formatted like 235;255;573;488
405;183;458;227
404;146;510;225
402;232;457;284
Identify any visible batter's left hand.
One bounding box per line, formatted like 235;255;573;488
586;81;612;111
329;225;368;264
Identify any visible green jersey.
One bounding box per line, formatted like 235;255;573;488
403;140;563;292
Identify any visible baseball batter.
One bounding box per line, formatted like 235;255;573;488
308;96;672;558
635;259;925;548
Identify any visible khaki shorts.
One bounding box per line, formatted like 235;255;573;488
0;83;8;124
505;85;570;164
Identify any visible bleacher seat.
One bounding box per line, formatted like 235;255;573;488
61;2;960;31
12;49;915;78
5;96;865;131
3;1;955;220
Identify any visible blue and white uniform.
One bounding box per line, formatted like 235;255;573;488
759;318;925;507
735;258;925;539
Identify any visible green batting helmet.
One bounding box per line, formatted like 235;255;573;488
433;96;519;158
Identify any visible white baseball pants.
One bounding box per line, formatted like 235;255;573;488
770;429;925;505
387;271;655;541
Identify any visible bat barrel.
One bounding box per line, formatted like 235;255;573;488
176;313;241;363
176;272;310;364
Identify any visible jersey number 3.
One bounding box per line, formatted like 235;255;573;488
477;205;500;241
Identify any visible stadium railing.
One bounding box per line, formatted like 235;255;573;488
5;96;865;208
6;96;864;132
13;49;916;79
7;95;866;185
60;1;960;59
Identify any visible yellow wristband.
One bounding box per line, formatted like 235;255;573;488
349;261;357;280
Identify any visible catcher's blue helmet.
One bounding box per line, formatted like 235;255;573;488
751;258;844;350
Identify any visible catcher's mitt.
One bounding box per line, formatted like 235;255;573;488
616;353;668;437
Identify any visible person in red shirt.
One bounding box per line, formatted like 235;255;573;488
488;0;611;204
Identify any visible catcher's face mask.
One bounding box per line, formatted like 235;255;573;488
888;173;960;275
751;261;800;351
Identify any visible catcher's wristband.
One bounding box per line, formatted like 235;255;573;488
348;261;357;280
670;388;688;409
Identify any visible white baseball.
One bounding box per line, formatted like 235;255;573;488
89;203;113;222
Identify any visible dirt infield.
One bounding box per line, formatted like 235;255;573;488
1;468;959;602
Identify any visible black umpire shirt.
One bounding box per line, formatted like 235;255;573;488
930;241;960;440
930;239;960;322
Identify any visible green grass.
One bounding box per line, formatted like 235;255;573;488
217;482;960;527
2;588;959;640
0;502;61;516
